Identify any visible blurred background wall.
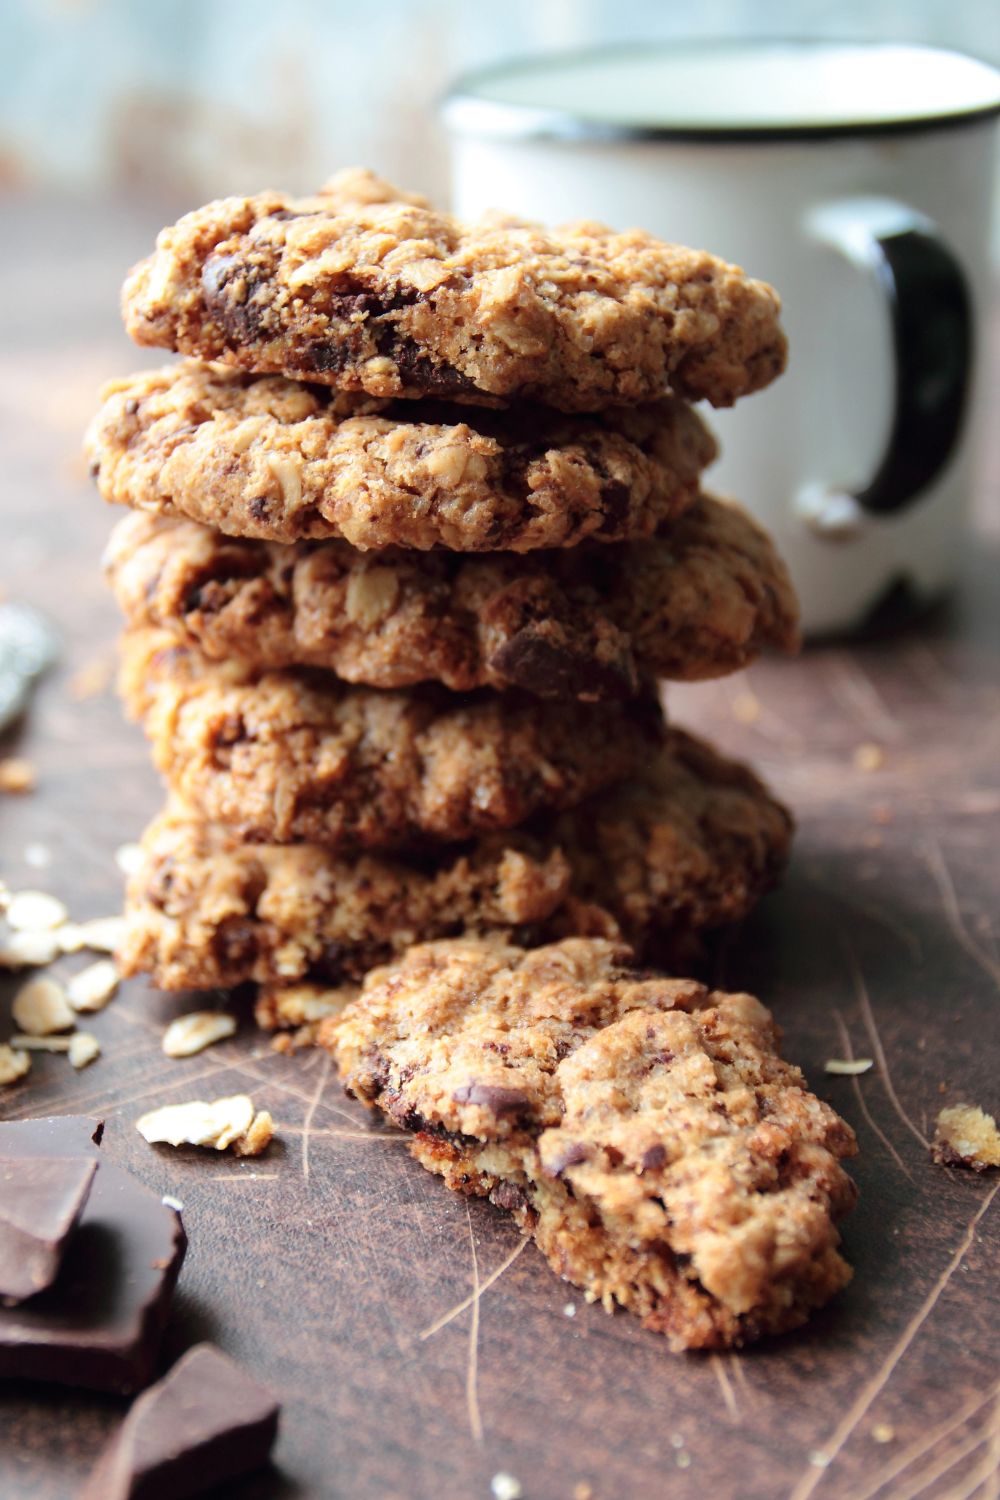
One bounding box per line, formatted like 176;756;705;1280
2;0;998;215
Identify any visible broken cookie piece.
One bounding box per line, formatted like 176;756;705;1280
82;1341;280;1500
932;1103;1000;1171
323;936;858;1351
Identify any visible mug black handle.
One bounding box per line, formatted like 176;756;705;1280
804;197;973;526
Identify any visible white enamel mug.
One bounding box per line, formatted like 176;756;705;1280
443;41;1000;634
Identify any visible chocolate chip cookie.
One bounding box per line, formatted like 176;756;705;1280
323;935;857;1350
120;629;658;847
105;492;798;697
86;361;713;551
121;169;786;412
117;729;791;990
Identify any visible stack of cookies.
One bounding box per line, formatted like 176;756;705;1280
85;169;799;1036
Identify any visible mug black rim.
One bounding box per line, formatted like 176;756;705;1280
441;38;1000;145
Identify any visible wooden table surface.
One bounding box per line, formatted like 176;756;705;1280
1;193;998;1500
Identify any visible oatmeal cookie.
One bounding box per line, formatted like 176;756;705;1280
105;493;798;697
119;629;657;847
86;362;712;551
118;729;791;990
323;936;856;1350
121;169;786;411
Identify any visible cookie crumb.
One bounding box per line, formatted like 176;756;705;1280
563;1302;576;1317
491;1475;523;1500
0;757;35;793
824;1058;874;1076
872;1423;895;1444
69;655;113;701
731;690;761;725
233;1110;274;1158
932;1104;1000;1171
675;1451;692;1469
853;743;884;772
809;1451;830;1469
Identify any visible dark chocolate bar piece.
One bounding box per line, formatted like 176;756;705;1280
0;1116;186;1392
82;1342;281;1499
0;1155;97;1303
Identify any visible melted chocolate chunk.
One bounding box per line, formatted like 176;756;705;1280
0;1116;186;1392
0;1155;97;1304
81;1342;280;1500
489;629;635;700
452;1083;531;1117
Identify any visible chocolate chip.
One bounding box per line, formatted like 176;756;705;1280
452;1083;531;1117
596;478;631;531
640;1143;667;1173
544;1140;590;1176
489;1181;529;1213
489;629;635;700
80;1342;280;1500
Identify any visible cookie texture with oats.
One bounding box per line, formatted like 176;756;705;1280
119;629;658;848
324;935;857;1350
120;168;786;412
85;360;713;551
117;729;791;991
105;493;798;698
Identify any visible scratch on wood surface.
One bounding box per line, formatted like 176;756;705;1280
711;1353;741;1424
301;1052;332;1181
897;1420;996;1500
842;934;929;1150
923;836;1000;992
806;876;923;961
851;1386;1000;1500
786;1182;998;1500
419;1237;529;1341
826;655;902;743
465;1202;484;1445
729;1355;754;1403
833;1009;915;1183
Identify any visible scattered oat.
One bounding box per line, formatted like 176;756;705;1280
824;1058;874;1076
853;742;885;772
24;842;51;868
872;1423;895;1444
0;1044;30;1085
69;654;113;700
66;958;119;1012
11;1034;72;1051
0;757;35;793
12;975;75;1035
932;1104;1000;1171
162;1011;236;1058
233;1110;274;1158
136;1094;271;1154
731;690;761;725
71;915;126;954
0;929;62;967
68;1032;101;1069
6;889;68;932
491;1475;523;1500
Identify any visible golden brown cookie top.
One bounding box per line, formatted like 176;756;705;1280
121;169;787;412
86;360;712;551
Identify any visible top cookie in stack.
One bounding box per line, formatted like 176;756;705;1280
85;170;798;1008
